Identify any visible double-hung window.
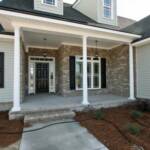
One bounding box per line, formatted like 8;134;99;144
103;0;112;19
43;0;56;6
76;56;101;90
0;53;4;88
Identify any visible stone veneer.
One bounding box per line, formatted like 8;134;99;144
22;44;130;99
57;45;110;96
109;45;129;97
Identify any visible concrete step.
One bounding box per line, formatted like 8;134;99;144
9;108;76;124
24;110;75;124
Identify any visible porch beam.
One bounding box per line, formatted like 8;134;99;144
82;35;89;105
12;22;139;43
11;26;21;112
129;43;135;100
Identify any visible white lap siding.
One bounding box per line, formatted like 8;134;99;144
136;43;150;99
0;41;14;102
34;0;63;15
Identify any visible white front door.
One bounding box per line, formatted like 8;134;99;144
28;56;55;94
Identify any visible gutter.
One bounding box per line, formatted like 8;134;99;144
0;9;141;40
132;37;150;47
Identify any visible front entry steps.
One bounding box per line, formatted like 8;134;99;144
9;108;76;124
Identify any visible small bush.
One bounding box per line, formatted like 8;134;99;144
131;110;143;119
126;123;142;135
93;110;105;120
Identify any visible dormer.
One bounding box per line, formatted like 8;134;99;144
73;0;117;26
34;0;63;15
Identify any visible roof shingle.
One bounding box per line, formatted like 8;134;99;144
122;15;150;41
0;0;119;31
0;0;136;33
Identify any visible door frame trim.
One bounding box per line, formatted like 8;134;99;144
28;56;55;94
35;62;49;93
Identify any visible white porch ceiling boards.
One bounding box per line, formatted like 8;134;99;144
23;30;123;49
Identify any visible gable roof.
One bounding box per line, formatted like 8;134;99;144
122;15;150;42
0;0;135;32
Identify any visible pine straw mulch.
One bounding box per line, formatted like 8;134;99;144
75;105;150;150
0;112;24;148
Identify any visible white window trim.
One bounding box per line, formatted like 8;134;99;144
75;56;101;91
103;0;113;20
42;0;58;7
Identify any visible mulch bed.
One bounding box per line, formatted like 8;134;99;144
75;105;150;150
0;112;24;147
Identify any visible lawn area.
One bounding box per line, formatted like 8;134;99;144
0;112;24;148
75;103;150;150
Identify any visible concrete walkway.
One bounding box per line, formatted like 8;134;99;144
20;120;109;150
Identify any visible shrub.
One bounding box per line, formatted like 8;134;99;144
126;123;142;135
93;110;105;120
131;110;143;119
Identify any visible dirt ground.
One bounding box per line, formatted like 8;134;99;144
0;112;24;148
75;105;150;150
0;104;150;150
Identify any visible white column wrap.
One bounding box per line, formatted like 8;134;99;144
129;43;135;100
82;35;89;105
12;26;21;112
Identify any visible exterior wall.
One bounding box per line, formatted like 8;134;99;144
57;45;111;96
34;0;63;15
98;0;117;26
109;45;129;96
57;44;129;96
74;0;117;26
136;43;150;99
25;44;129;97
0;40;14;102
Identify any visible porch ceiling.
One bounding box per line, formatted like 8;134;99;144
23;30;125;50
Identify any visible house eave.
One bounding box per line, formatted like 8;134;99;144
0;33;14;40
132;37;150;47
0;9;141;42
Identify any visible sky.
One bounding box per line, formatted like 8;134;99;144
64;0;150;21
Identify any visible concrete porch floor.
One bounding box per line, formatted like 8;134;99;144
21;94;130;112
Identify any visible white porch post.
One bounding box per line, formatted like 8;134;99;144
11;26;21;112
129;43;135;100
82;35;89;105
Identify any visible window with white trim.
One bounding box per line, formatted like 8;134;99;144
75;56;101;90
43;0;56;6
103;0;112;19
